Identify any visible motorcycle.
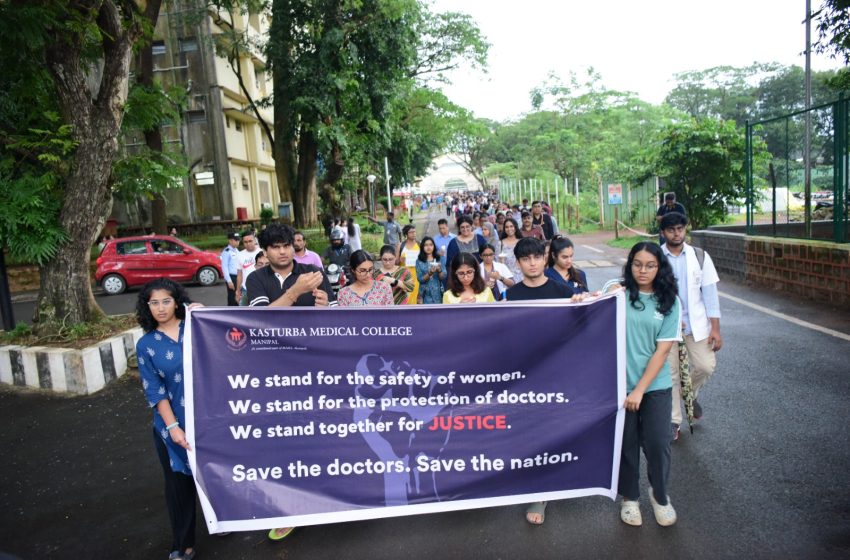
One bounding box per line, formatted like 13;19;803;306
325;263;350;295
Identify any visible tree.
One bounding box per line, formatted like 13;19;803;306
0;2;177;332
265;0;487;227
653;117;767;230
815;0;850;90
665;63;782;126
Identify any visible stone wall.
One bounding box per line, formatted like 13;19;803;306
690;230;746;281
690;229;850;307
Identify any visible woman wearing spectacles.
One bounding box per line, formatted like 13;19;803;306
443;252;495;304
375;244;415;305
616;242;681;529
135;278;203;560
337;250;394;307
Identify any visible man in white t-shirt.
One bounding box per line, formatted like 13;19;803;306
235;231;260;306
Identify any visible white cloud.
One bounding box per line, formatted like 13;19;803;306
430;0;843;121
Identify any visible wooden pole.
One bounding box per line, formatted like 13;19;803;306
614;207;620;239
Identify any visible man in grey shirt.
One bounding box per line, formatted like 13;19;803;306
368;211;403;252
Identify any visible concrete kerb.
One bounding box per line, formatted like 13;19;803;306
0;327;144;395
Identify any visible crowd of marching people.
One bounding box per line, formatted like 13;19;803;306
137;190;722;558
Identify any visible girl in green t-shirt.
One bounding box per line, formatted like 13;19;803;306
618;242;681;528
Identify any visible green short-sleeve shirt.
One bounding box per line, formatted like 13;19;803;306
625;292;681;392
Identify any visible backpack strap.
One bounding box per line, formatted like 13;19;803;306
693;246;705;270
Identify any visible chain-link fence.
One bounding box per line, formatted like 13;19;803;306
746;96;848;242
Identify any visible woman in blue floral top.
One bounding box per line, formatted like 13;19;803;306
136;278;201;560
415;236;446;304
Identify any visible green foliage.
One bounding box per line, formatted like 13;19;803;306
815;0;850;64
111;145;187;201
2;322;32;340
653;117;768;230
260;206;275;226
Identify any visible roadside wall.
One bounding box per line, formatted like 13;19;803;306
690;229;850;307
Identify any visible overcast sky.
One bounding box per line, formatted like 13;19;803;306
430;0;843;121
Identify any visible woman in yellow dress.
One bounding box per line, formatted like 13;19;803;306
398;224;420;305
443;252;495;304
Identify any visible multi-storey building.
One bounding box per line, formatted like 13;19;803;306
113;1;277;227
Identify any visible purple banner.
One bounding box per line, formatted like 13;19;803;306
184;295;626;533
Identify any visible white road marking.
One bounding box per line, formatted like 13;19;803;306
720;291;850;342
581;245;604;253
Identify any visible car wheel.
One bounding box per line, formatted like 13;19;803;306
197;266;219;286
102;274;126;295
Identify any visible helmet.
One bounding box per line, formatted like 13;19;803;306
330;229;344;241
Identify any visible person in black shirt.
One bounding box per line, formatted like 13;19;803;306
655;193;686;243
246;223;335;308
506;237;573;302
531;201;556;240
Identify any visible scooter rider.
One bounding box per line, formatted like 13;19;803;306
322;229;352;271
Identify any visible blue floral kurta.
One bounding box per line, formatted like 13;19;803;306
137;321;191;475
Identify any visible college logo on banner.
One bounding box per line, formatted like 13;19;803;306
225;327;248;351
184;295;626;533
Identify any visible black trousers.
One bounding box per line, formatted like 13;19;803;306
618;388;672;505
153;428;196;553
226;274;238;306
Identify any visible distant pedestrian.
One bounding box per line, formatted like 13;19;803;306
398;224;420;304
346;218;363;252
135;278;202;560
292;231;324;269
479;244;514;299
234;231;260;306
520;211;545;240
445;215;488;279
367;211;403;253
656;192;686;243
220;232;240;306
617;242;681;528
376;244;414;305
415;236;446;304
531;201;555;239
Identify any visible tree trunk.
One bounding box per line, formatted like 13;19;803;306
295;129;319;227
141;0;167;234
318;141;345;222
36;1;139;332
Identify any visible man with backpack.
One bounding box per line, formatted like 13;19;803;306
660;212;723;441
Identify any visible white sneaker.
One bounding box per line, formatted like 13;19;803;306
620;499;642;526
649;491;677;526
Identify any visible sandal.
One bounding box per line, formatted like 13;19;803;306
620;499;642;526
649;492;677;526
525;501;547;525
268;526;296;541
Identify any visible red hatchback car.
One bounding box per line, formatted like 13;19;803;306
95;235;223;295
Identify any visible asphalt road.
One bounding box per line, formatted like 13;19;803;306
2;210;850;559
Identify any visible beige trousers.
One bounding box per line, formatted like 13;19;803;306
667;334;717;425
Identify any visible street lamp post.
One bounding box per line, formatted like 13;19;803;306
366;174;377;216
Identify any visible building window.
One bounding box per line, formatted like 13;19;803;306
178;38;198;53
242;176;249;191
152;41;166;55
186;110;206;124
226;117;230;128
235;120;242;132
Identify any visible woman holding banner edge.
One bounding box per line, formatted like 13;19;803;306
617;242;681;527
135;278;204;560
